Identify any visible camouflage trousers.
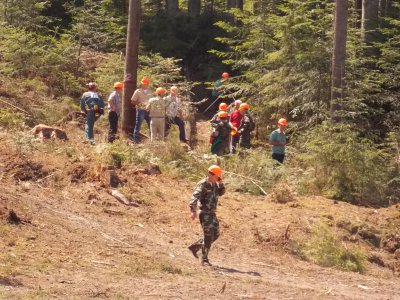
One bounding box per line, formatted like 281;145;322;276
199;211;220;261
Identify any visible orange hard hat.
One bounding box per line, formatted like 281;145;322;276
278;118;288;126
170;85;178;93
222;72;229;79
114;82;124;88
231;128;237;136
208;165;222;178
218;111;228;118
141;77;150;85
156;87;166;95
239;103;249;111
219;102;228;111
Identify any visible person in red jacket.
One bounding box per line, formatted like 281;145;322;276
229;100;243;153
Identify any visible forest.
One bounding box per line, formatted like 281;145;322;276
0;0;399;206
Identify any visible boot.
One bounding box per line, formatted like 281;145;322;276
201;259;212;266
188;244;201;258
188;239;203;258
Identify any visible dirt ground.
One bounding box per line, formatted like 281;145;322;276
0;123;400;300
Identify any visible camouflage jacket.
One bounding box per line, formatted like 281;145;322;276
189;177;225;213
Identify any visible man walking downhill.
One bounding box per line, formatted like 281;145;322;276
238;103;255;149
269;118;288;163
107;82;123;143
188;165;225;266
165;86;188;143
147;87;167;141
80;82;104;144
229;100;243;153
131;77;152;143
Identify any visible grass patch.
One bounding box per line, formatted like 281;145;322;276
293;222;366;273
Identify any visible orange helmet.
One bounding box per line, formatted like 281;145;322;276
114;82;124;88
278;118;288;126
222;72;229;79
156;87;166;95
170;85;178;93
141;77;150;85
208;165;222;178
218;111;228;118
219;102;228;111
239;103;249;111
231;128;237;136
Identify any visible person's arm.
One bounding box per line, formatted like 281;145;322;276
80;94;87;113
268;131;286;146
189;181;203;219
217;179;225;196
108;95;115;112
131;90;139;105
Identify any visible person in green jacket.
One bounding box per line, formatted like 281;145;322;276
268;118;288;163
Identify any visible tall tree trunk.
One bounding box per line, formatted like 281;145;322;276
361;0;380;45
330;0;349;124
122;0;141;136
236;0;243;10
188;0;200;17
227;0;235;10
166;0;179;16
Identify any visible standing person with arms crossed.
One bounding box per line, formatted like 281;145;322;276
188;165;225;266
229;100;243;153
131;77;152;143
107;82;123;143
164;85;188;143
268;118;288;163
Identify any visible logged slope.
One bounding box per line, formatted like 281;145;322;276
0;124;399;300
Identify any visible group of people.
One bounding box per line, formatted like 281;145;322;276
79;77;187;144
79;75;289;164
209;100;255;155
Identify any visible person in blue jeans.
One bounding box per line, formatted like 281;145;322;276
131;77;152;143
80;82;104;144
268;118;288;163
165;86;188;143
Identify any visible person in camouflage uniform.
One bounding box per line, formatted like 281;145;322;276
146;87;167;141
210;111;232;155
188;165;225;266
238;103;255;149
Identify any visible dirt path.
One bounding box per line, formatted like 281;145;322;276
1;180;399;300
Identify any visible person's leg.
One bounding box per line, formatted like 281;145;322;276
133;109;145;143
85;111;95;141
165;117;172;138
144;111;151;130
174;116;187;141
200;212;217;265
150;119;156;141
272;153;285;163
231;135;239;153
108;111;118;143
159;118;165;141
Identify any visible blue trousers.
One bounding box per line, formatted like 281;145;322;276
165;116;186;141
133;109;150;143
85;110;96;140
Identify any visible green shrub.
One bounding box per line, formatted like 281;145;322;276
298;123;391;206
0;109;25;129
296;222;366;273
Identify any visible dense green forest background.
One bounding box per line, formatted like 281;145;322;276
0;0;399;206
